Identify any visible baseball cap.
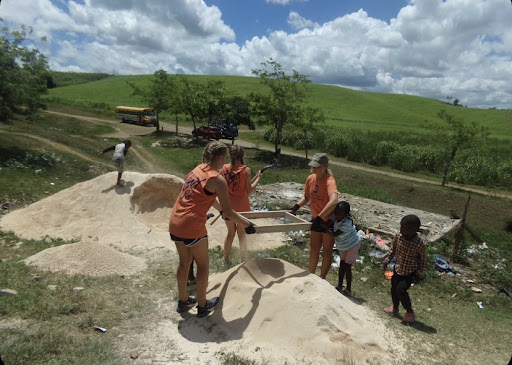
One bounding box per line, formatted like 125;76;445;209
308;153;329;167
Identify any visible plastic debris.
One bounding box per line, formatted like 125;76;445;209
433;255;450;271
478;242;488;249
471;287;482;293
0;289;17;296
476;302;484;309
94;326;107;333
360;277;368;282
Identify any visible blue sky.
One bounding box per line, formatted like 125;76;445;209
1;0;512;109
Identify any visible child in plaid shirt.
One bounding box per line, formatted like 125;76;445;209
382;214;426;323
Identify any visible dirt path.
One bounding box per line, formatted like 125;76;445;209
0;130;113;168
43;110;512;200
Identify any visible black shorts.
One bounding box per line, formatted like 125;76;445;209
170;233;208;247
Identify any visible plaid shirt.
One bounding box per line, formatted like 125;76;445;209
383;233;426;276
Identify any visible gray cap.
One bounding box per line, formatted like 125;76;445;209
308;153;329;167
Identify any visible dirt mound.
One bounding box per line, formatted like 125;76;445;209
127;258;403;364
0;172;286;275
24;240;147;277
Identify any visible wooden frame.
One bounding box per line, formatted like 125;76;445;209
239;210;311;233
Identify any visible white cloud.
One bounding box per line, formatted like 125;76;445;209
287;11;319;30
1;0;511;108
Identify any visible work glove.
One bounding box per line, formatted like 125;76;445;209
310;216;328;232
245;222;256;234
290;204;300;215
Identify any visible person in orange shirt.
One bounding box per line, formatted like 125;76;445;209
290;153;339;278
169;141;256;318
220;145;263;265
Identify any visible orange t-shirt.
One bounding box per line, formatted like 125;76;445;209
305;173;338;219
221;164;250;212
169;164;219;238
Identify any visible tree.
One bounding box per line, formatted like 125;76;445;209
436;110;489;186
250;58;311;153
128;69;177;130
177;76;205;135
218;95;254;129
296;106;325;159
0;22;50;123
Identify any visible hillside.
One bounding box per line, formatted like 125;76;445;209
46;74;512;140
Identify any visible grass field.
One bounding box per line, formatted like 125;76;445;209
46;74;512;140
0;99;511;363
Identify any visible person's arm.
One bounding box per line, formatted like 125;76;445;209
316;192;338;221
98;145;115;157
206;175;252;228
247;168;262;194
382;235;397;270
417;241;427;277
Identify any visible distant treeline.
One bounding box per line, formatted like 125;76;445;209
47;71;113;88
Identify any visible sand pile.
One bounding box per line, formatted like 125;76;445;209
130;258;402;364
24;240;147;276
0;172;286;275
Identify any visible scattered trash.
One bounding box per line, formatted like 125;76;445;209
0;289;17;296
375;237;388;247
94;326;106;333
73;287;85;292
466;279;475;284
355;256;364;264
478;242;488;249
44;237;52;244
360;277;368;282
433;255;450;272
331;255;341;268
498;288;511;296
369;250;386;259
471;287;482;293
47;285;57;291
476;302;484;309
451;293;457;298
256;253;270;258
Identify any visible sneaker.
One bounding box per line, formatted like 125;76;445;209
402;312;416;323
383;306;399;315
335;286;344;294
343;289;352;297
176;296;197;313
196;297;220;318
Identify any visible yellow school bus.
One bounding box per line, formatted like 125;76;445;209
114;106;158;126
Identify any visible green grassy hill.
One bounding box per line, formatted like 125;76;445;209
46;74;512;140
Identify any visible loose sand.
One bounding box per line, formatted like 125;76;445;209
0;172;405;364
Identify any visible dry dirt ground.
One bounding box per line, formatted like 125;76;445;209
0;171;460;365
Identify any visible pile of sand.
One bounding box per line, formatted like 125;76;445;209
24;240;147;277
0;172;286;275
121;258;403;364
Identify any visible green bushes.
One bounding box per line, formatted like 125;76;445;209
264;125;512;189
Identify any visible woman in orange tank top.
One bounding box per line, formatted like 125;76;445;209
169;141;256;318
220;145;262;264
290;153;338;278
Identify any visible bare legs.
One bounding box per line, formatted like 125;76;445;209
175;239;210;307
309;231;334;278
223;220;248;263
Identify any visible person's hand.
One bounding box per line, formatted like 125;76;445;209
310;216;328;232
290;204;300;215
245;222;256;234
412;273;424;283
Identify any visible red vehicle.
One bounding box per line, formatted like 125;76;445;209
192;126;222;140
